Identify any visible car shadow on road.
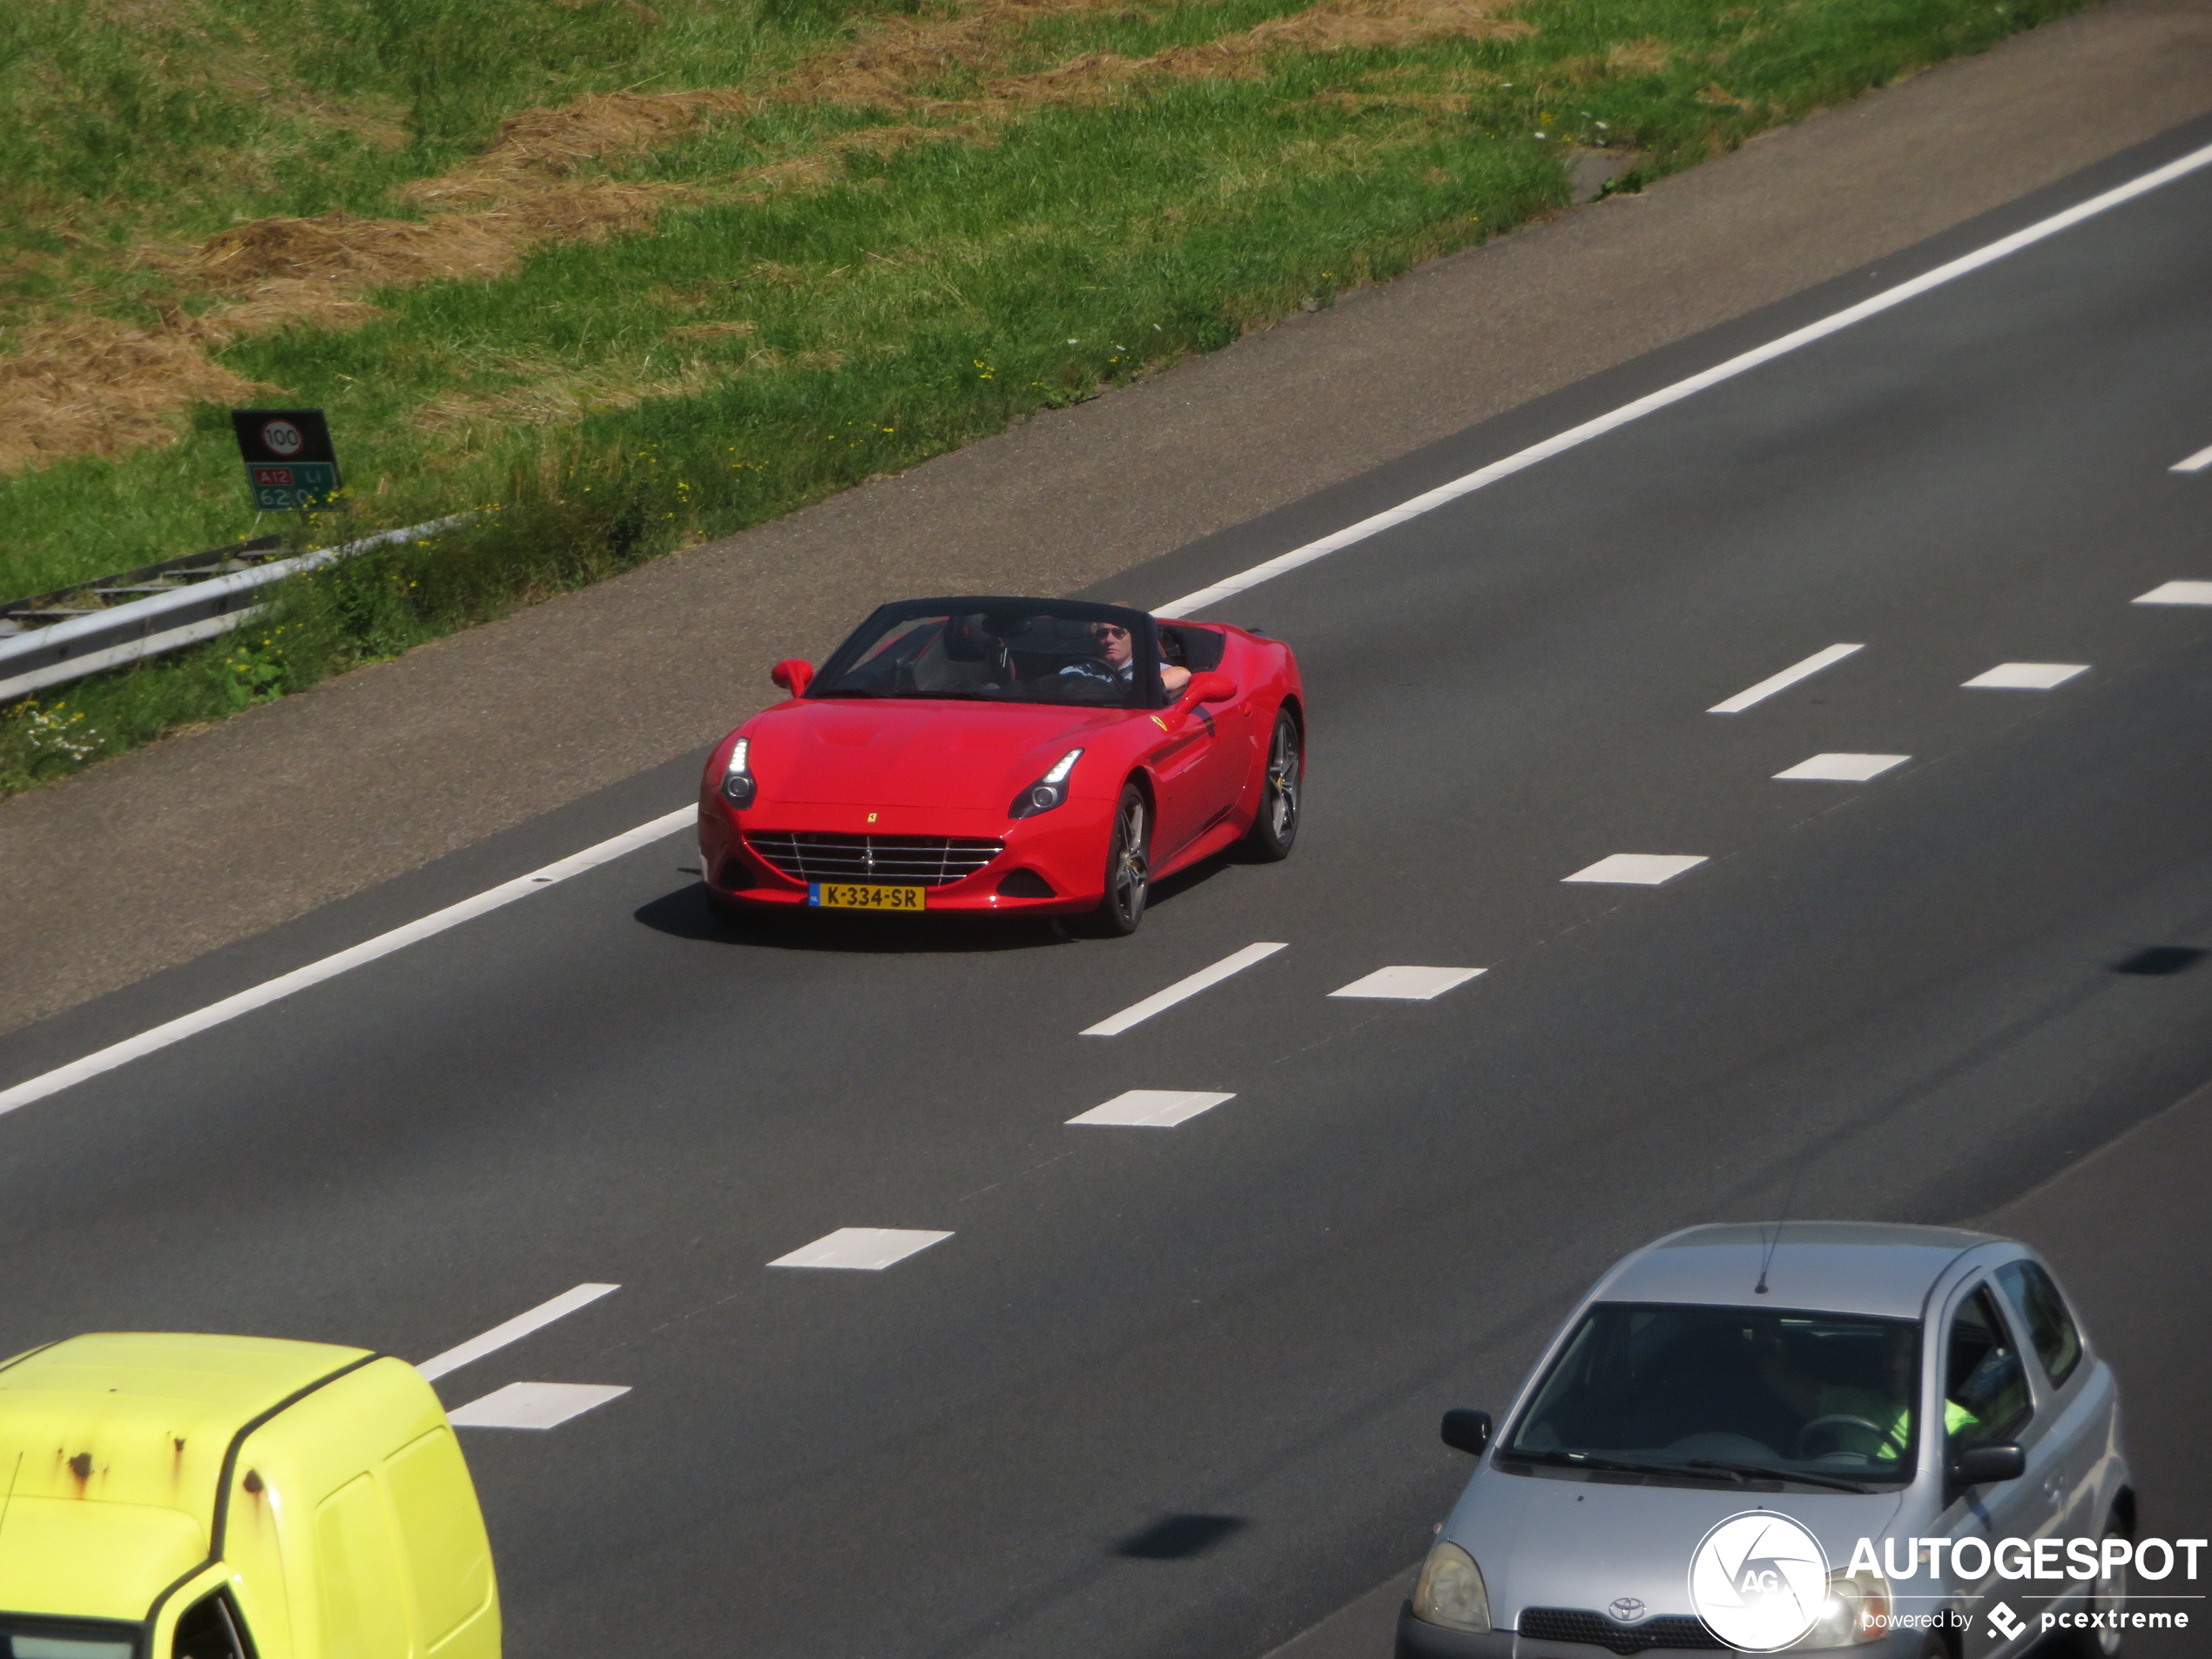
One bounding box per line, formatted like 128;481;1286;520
632;852;1238;954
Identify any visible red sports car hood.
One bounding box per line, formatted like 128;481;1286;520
748;698;1128;808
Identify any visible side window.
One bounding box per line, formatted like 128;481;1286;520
172;1593;251;1659
1946;1286;2032;1447
1994;1259;2083;1387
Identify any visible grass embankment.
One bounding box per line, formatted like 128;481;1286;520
0;0;2082;793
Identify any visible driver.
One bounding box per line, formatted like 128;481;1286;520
1059;614;1190;694
1759;1339;1917;1465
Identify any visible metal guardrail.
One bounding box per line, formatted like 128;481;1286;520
0;516;469;704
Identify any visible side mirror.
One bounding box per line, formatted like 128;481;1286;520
1440;1409;1492;1456
772;658;814;697
1184;671;1237;705
1950;1444;2026;1487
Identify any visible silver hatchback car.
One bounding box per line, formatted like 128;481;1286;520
1399;1223;2133;1657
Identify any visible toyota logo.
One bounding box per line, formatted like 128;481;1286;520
1609;1597;1649;1624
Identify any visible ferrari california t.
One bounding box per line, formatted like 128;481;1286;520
696;597;1305;933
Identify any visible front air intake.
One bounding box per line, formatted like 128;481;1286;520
745;831;1003;887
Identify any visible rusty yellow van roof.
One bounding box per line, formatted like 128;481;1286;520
0;1333;372;1620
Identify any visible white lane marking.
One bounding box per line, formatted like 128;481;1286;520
1330;966;1487;1001
1772;752;1910;782
1153;138;2212;620
448;1381;631;1430
1706;644;1865;714
0;808;695;1117
1963;662;2088;690
2134;581;2212;606
2172;444;2212;474
1564;853;1708;886
1080;941;1288;1036
768;1228;952;1270
1068;1089;1235;1128
416;1283;621;1381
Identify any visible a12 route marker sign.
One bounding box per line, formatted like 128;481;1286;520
232;408;341;510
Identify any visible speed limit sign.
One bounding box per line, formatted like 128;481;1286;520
231;408;341;509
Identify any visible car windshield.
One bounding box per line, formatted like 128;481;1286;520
1504;1303;1920;1483
809;600;1158;709
1;1617;139;1659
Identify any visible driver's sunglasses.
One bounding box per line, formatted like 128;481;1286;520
1095;624;1130;639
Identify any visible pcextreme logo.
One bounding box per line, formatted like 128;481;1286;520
1687;1517;2207;1652
1687;1512;1829;1652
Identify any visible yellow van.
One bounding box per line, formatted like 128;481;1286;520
0;1332;499;1659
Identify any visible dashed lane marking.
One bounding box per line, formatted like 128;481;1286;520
1772;752;1911;783
1081;942;1288;1036
1068;1090;1235;1128
2134;581;2212;606
1330;966;1487;1001
1963;663;2089;690
769;1228;952;1270
2171;444;2212;474
1563;854;1709;887
448;1381;631;1430
1707;644;1865;714
416;1283;620;1381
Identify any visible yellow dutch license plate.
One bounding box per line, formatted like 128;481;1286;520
809;881;926;912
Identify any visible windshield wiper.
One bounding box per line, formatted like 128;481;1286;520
1686;1459;1872;1494
1510;1450;1744;1484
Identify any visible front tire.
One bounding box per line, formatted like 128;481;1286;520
2060;1507;2131;1656
1093;784;1151;935
1243;707;1301;861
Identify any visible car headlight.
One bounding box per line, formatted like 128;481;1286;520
720;737;756;807
1410;1540;1491;1634
1009;747;1082;819
1793;1568;1889;1649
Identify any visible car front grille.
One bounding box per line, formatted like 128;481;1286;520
1517;1608;1725;1655
745;830;1004;888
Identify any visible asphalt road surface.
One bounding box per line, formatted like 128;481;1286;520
6;119;2212;1659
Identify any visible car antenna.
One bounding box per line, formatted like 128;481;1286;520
1755;1140;1811;1297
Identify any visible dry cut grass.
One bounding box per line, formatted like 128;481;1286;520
0;0;1535;476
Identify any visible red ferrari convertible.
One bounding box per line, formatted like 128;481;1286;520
696;597;1305;933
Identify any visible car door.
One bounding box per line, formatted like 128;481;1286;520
1940;1280;2055;1656
1146;697;1228;861
1993;1258;2103;1546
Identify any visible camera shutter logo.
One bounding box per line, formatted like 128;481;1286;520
260;419;304;457
1687;1511;1830;1652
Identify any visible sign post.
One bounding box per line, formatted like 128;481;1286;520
231;408;342;510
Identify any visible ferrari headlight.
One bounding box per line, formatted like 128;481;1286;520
1009;747;1082;819
720;737;756;807
1793;1568;1889;1648
1410;1540;1491;1634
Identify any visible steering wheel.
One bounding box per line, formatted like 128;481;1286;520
1791;1413;1904;1460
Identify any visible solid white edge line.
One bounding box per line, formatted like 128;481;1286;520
2171;444;2212;474
0;806;696;1116
1155;139;2212;620
1707;644;1865;714
1081;942;1288;1035
416;1283;621;1381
